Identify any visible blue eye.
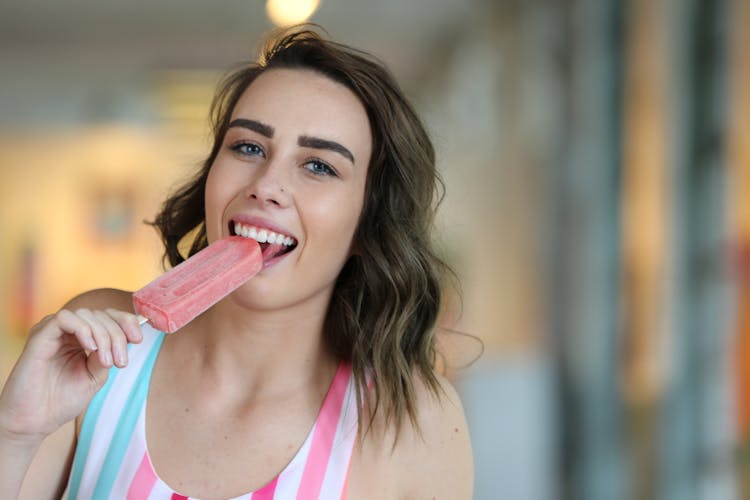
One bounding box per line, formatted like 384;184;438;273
304;160;337;177
230;141;265;157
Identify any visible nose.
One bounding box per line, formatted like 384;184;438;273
243;163;290;208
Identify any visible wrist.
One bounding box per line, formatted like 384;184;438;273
0;423;45;453
0;407;46;453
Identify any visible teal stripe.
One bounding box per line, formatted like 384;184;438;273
67;364;121;500
91;332;164;499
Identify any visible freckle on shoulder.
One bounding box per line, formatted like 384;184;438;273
405;371;469;443
400;372;474;498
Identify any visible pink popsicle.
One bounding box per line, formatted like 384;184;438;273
133;236;262;333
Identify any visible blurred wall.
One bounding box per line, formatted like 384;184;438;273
0;1;748;499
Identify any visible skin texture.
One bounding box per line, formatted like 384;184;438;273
0;68;473;500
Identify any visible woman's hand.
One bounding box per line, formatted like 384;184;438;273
0;308;143;446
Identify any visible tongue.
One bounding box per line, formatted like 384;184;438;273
261;242;285;262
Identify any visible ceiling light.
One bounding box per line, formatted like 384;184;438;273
266;0;321;27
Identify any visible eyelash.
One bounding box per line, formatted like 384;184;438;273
303;159;338;178
229;141;338;178
230;141;265;157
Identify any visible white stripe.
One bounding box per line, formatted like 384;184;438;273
270;424;316;498
147;478;176;500
75;326;161;499
317;377;359;499
229;492;253;500
109;406;148;497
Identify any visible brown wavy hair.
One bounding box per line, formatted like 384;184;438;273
149;26;450;438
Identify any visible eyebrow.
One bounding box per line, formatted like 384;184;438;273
228;118;355;164
298;135;355;164
228;118;274;138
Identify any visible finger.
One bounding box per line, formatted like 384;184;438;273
28;313;55;336
84;342;112;388
105;308;143;345
75;308;113;368
54;309;99;353
93;310;129;368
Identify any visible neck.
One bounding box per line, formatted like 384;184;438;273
163;293;337;401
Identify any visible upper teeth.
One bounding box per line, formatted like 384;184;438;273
234;222;296;246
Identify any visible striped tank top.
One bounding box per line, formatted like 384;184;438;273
64;324;360;499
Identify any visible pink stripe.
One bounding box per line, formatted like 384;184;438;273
127;453;157;500
251;476;278;500
296;363;351;499
171;494;188;500
340;466;350;500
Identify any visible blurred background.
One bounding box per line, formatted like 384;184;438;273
0;0;748;498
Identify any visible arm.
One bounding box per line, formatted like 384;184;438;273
14;420;76;500
0;289;141;499
0;425;54;500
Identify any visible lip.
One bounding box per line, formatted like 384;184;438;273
228;214;299;268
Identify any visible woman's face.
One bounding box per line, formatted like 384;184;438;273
204;68;372;312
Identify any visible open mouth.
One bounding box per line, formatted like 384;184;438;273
230;221;298;262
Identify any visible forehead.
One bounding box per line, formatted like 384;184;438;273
231;69;372;160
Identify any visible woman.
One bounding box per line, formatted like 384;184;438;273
0;27;473;499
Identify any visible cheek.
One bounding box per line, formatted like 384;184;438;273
204;169;219;212
306;190;364;254
204;166;222;207
204;164;238;239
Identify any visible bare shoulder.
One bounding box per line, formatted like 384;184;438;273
62;288;134;313
348;372;474;500
396;373;474;499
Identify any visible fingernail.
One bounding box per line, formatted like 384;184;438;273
87;339;98;351
115;347;127;366
102;351;113;367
